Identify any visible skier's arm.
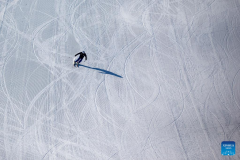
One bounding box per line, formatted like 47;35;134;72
75;53;80;56
85;54;87;61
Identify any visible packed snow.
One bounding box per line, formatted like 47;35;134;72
0;0;240;159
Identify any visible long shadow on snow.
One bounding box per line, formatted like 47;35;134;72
78;64;123;78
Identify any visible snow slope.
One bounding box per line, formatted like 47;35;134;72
0;0;240;159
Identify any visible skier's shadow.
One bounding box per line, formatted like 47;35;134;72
77;64;123;78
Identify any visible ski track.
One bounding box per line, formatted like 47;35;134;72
0;0;240;159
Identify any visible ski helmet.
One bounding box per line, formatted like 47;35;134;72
82;51;85;53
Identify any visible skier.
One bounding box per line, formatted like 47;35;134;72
74;51;87;67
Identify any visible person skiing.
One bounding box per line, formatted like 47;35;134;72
74;51;87;67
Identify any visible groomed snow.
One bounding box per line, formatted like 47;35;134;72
0;0;240;159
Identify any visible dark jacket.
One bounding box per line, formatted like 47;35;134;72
75;52;87;60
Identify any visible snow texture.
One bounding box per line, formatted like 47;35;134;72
0;0;240;159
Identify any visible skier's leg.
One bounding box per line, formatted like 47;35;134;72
78;59;82;63
74;60;78;67
73;57;79;67
77;58;83;65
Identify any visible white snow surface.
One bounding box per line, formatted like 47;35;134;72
0;0;240;159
